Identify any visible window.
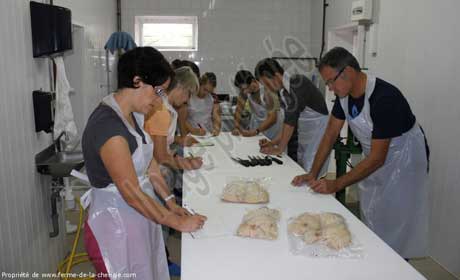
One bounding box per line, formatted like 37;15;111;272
135;16;198;51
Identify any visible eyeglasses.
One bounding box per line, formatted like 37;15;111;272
239;85;250;94
154;86;167;98
325;67;346;87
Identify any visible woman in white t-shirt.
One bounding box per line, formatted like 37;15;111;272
186;72;221;136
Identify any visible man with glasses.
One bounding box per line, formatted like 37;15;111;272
255;58;330;175
232;70;283;140
292;47;430;259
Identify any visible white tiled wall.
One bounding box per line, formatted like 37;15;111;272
0;0;115;273
122;0;315;95
311;0;460;277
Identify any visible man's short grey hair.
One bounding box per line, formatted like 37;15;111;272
318;47;361;72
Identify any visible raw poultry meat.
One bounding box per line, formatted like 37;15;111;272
222;180;269;204
237;207;280;240
288;212;352;250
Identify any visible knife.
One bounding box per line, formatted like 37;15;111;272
267;155;283;165
230;157;250;167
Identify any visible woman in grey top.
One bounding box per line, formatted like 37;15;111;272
80;47;206;279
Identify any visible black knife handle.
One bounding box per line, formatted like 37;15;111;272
269;156;283;165
248;156;260;166
238;158;254;167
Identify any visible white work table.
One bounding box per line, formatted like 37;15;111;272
182;133;425;280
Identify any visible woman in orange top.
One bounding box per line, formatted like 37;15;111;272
144;66;203;192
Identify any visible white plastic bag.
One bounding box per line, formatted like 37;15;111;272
53;57;78;150
287;212;364;258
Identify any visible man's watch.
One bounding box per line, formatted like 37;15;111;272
255;128;260;134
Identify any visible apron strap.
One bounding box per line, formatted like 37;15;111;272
418;125;430;173
71;169;90;184
80;189;92;209
71;169;92;209
75;174;151;210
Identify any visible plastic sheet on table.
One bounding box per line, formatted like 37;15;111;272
193;133;215;140
287;183;330;197
183;201;241;239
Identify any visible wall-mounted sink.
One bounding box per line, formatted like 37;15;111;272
35;141;85;238
35;144;85;178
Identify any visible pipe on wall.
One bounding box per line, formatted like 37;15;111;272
117;0;121;32
49;187;61;238
319;0;329;60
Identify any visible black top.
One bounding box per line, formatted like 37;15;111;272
332;77;416;139
82;104;146;188
281;75;328;162
282;75;329;126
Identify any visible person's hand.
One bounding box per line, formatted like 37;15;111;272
309;179;341;194
178;156;202;170
183;135;199;147
231;128;240;136
212;129;220;136
194;127;206;136
240;129;257;137
181;156;203;170
179;214;207;232
166;200;190;216
291;173;315;187
260;145;282;156
259;139;272;147
189;156;203;169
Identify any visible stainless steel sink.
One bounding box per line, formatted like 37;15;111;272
52;151;84;162
35;144;85;178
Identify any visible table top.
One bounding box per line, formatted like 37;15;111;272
181;133;425;280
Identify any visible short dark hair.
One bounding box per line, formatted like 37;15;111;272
318;47;361;72
171;59;183;69
254;58;284;80
184;60;201;78
200;72;217;87
117;47;173;89
169;59;200;79
234;70;255;88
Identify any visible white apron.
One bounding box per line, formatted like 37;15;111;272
248;89;284;140
75;93;170;279
280;90;330;175
339;76;429;258
187;94;214;132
